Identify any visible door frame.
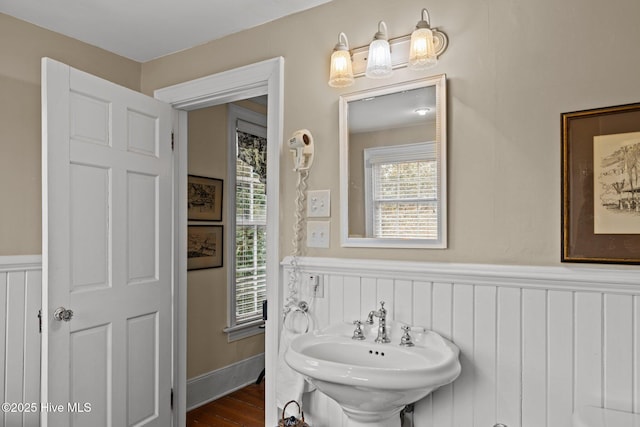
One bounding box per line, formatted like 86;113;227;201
154;57;284;426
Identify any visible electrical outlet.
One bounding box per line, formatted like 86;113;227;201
307;221;330;248
308;274;324;298
308;190;330;217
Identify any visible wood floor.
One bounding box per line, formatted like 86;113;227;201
186;381;265;427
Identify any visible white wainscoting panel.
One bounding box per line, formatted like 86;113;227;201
281;256;640;427
0;256;42;427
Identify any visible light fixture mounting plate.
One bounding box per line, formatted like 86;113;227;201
351;30;448;77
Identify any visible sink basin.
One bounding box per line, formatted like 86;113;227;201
285;321;461;426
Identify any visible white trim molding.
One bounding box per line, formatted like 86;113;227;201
282;256;640;294
223;321;265;342
155;56;284;426
0;255;42;272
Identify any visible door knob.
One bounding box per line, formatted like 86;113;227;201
53;307;74;322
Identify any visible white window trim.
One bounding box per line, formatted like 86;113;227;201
226;104;267;342
223;319;265;341
364;141;437;238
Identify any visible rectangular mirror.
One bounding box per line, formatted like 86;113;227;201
339;75;447;248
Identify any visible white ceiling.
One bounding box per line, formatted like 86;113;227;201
349;86;437;133
0;0;332;62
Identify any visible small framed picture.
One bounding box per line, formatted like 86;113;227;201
188;175;223;221
562;102;640;264
188;225;223;270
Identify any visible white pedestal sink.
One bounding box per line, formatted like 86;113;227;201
285;321;461;427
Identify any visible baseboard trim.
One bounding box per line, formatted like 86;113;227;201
186;353;265;411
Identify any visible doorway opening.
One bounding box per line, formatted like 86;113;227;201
184;99;268;416
154;57;284;426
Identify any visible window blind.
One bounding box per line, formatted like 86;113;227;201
373;160;438;238
365;142;439;240
235;130;267;324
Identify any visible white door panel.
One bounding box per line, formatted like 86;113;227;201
42;58;173;427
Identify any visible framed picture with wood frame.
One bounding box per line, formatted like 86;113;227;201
188;175;223;221
187;225;223;270
561;102;640;264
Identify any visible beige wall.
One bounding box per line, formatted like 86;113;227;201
0;13;140;255
4;2;637;262
141;0;640;266
187;101;265;379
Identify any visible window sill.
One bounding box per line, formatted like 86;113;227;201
223;319;265;342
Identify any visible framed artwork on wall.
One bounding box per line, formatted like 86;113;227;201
562;102;640;264
188;175;223;221
187;225;223;270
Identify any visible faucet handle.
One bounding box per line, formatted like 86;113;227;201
352;320;366;340
400;325;415;347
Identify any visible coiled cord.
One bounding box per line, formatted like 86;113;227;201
285;169;309;310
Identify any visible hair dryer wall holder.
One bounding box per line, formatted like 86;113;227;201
288;129;314;171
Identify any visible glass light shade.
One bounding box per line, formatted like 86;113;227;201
365;39;392;79
409;27;437;70
328;49;354;88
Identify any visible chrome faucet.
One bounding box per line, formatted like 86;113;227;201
366;301;390;343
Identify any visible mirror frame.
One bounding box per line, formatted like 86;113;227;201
339;74;447;248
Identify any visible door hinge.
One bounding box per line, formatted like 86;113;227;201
37;309;42;333
171;132;175;151
170;388;173;410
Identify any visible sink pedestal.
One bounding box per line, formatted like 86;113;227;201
346;417;399;427
345;413;400;427
312;379;410;427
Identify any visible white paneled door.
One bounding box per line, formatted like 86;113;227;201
42;58;174;426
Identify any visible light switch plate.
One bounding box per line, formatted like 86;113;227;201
308;190;330;217
307;221;330;248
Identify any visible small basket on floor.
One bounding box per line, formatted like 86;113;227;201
278;400;309;427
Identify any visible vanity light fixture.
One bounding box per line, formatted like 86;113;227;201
328;32;355;88
327;8;449;88
408;9;448;70
365;21;393;79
